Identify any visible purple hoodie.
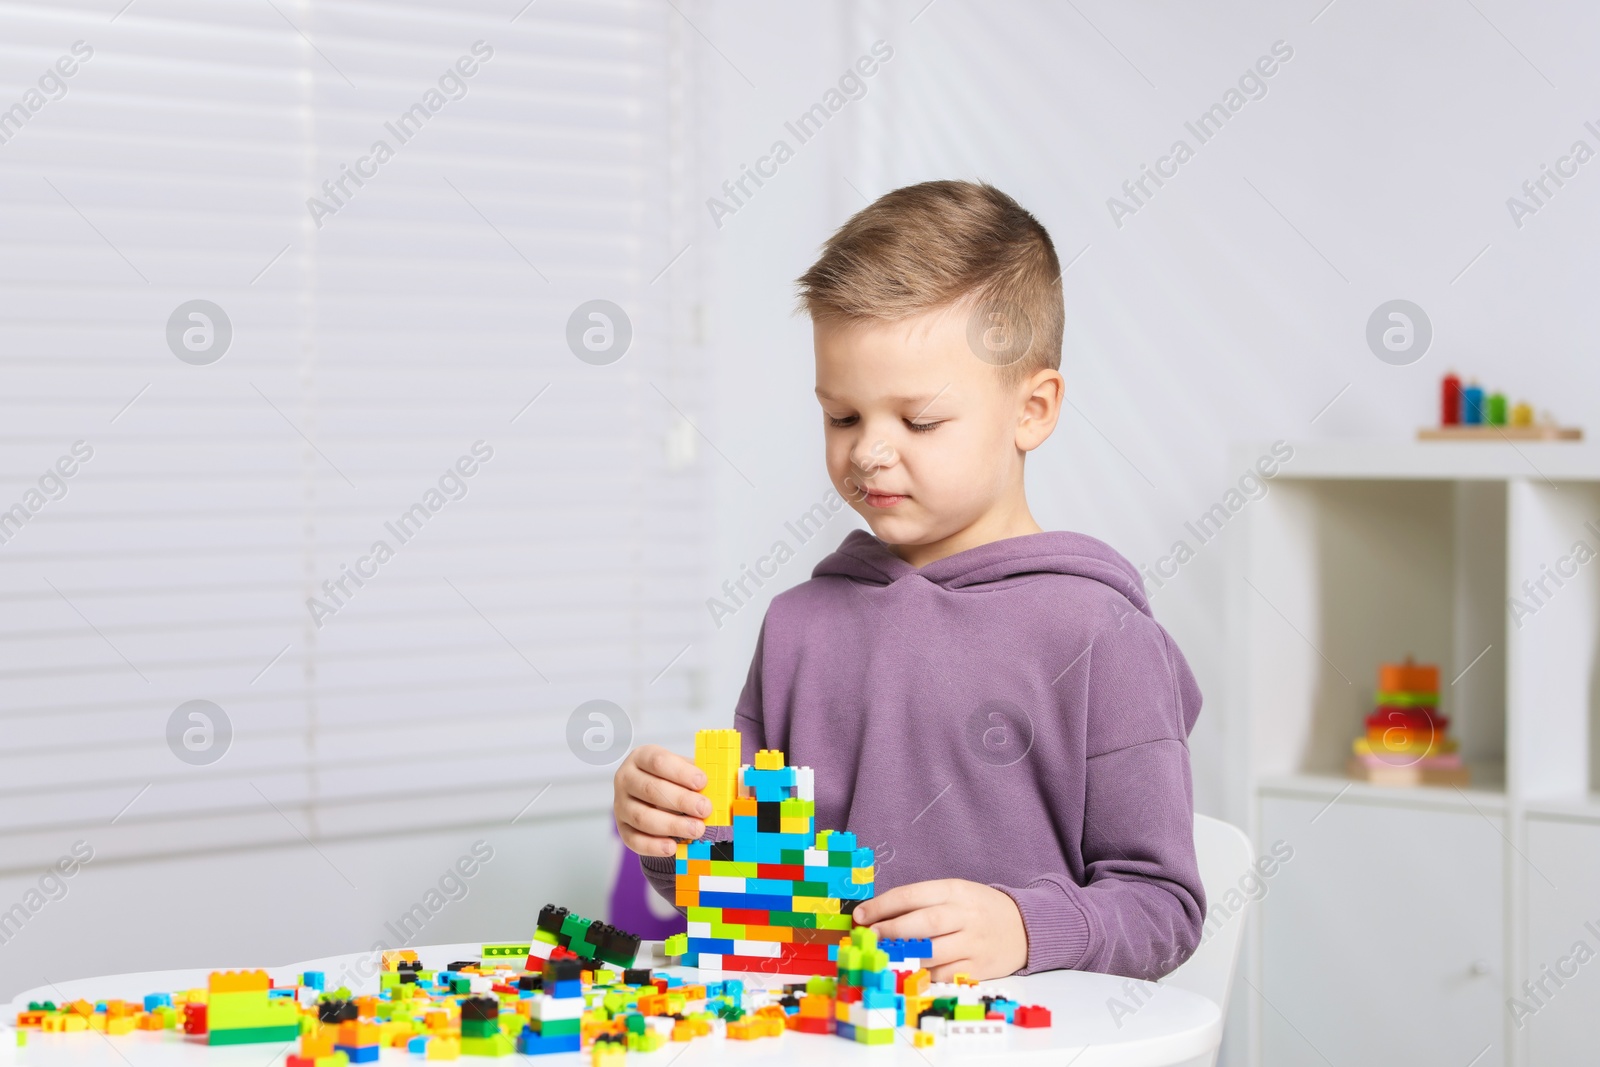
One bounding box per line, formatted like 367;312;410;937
641;528;1206;979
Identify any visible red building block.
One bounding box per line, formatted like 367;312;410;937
1013;1005;1052;1028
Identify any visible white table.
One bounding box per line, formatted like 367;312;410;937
6;941;1220;1066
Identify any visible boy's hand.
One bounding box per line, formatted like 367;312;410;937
614;744;711;858
852;879;1028;981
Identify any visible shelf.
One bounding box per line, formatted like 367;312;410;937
1257;764;1506;814
1522;794;1600;824
1239;440;1600;481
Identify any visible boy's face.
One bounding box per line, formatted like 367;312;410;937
813;303;1057;556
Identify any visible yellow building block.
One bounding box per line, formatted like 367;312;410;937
914;1031;935;1048
753;749;784;770
852;865;874;884
694;729;741;827
426;1037;460;1060
789;895;841;914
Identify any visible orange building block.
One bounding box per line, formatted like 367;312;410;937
1379;658;1438;693
209;971;271;994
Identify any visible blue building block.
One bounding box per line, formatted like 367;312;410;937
336;1045;380;1063
143;993;172;1012
407;1036;429;1054
301;971;325;991
699;891;792;911
517;1030;581;1056
862;988;899;1009
687;839;711;859
881;938;933;962
862;970;896;992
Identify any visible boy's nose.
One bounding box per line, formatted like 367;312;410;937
851;437;899;474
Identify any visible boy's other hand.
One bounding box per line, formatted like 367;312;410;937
852;879;1028;981
614;744;712;858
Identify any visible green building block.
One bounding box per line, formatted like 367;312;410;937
208;1025;301;1046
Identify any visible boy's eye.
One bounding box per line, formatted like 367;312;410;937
906;420;942;433
827;415;858;428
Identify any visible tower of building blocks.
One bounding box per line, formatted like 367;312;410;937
832;927;903;1045
515;955;584;1056
670;731;873;976
205;970;300;1046
1348;657;1470;786
457;996;513;1058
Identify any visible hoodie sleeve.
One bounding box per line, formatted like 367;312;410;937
638;623;766;907
990;610;1207;979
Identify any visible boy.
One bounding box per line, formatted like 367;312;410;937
613;180;1204;981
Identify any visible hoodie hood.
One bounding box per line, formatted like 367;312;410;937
812;528;1150;618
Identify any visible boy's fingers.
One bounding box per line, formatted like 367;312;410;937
635;772;712;820
853;880;951;925
926;956;974;984
618;797;704;842
636;746;709;792
617;824;676;858
866;904;961;944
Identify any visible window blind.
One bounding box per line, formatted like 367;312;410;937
0;0;708;873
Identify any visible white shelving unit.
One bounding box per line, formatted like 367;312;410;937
1225;442;1600;1067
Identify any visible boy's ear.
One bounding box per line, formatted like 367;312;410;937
1016;368;1064;453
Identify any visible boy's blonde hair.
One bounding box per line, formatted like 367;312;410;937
794;180;1063;386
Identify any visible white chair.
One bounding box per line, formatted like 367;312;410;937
1161;813;1254;1067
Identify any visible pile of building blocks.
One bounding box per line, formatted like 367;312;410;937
1348;657;1470;786
15;918;1051;1059
669;729;873;975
